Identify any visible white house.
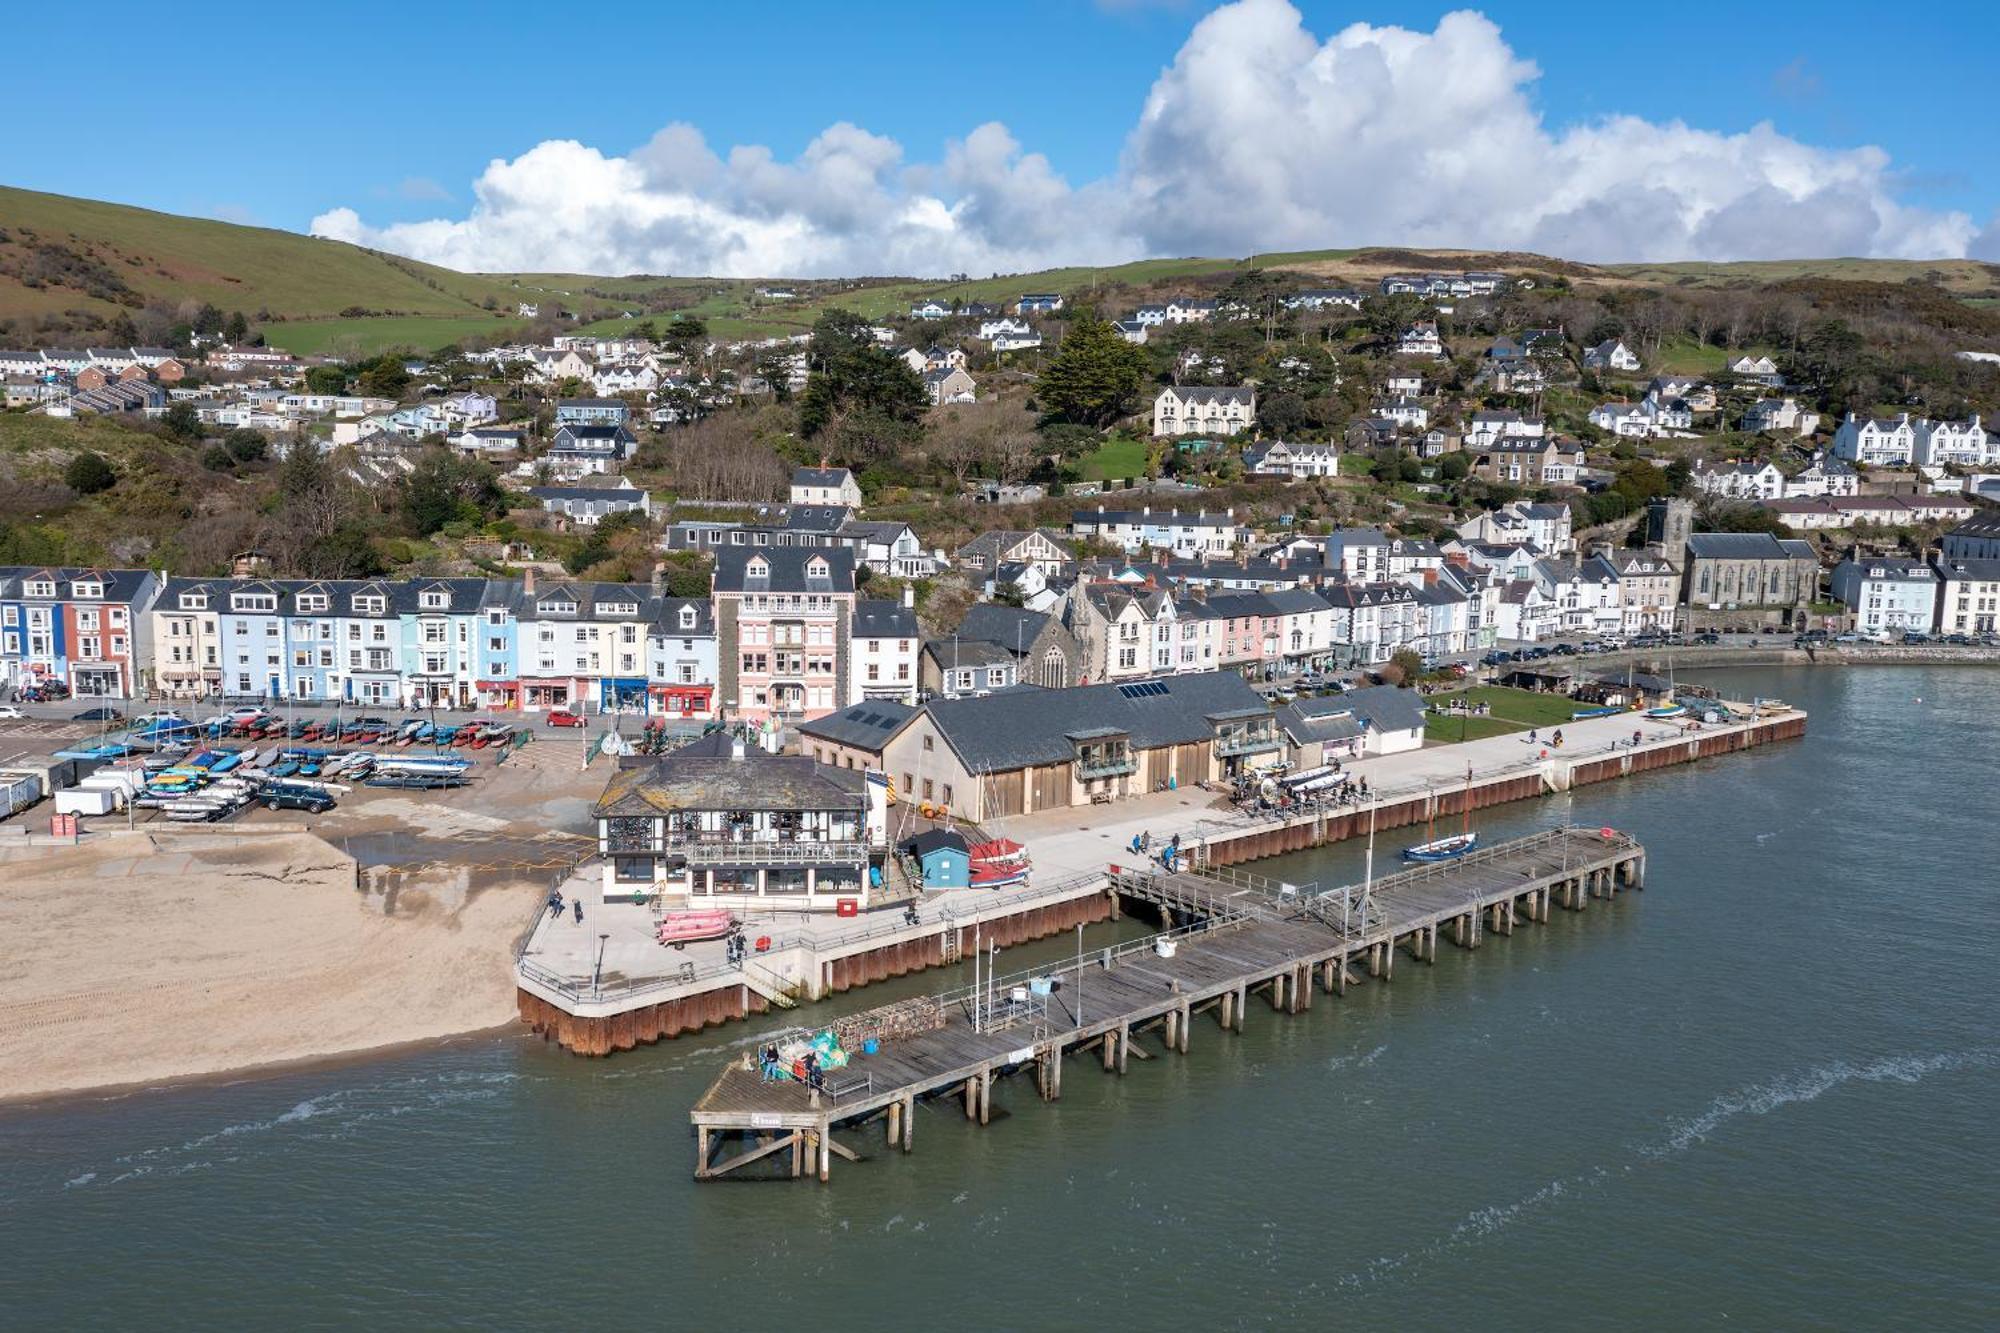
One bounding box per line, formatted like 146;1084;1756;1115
990;331;1042;353
1588;401;1653;438
1913;416;1992;467
1728;355;1782;383
1691;460;1786;501
1463;410;1544;450
1397;322;1444;358
909;299;955;320
1582;339;1640;372
790;466;863;508
979;317;1033;341
1933;556;2000;635
1742;397;1820;436
1244;440;1341;479
1831;556;1939;637
1832;413;1917;465
1787;451;1860;498
1153;385;1256;437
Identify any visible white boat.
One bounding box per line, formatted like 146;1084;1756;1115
1644;703;1688;719
373;755;470;776
1401;832;1479;863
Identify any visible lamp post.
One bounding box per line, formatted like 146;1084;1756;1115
594;931;609;997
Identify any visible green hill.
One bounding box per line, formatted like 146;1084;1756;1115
6;185;1997;356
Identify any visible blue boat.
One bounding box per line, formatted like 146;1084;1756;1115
1571;705;1623;720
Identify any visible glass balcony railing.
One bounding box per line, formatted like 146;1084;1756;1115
1076;754;1138;779
1214;731;1281;757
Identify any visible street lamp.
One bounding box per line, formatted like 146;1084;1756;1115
594;931;609;996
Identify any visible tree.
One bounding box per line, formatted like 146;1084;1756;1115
798;308;928;444
400;449;504;536
223;428;268;463
1437;452;1471;482
201;444;236;471
192;303;224;336
161;400;203;442
223;310;249;343
305;365;347;395
1037;313;1151;426
354;353;411;399
1381;648;1424;687
64;452;116;495
663;315;708;358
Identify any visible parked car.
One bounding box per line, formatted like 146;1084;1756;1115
263;783;334;814
546;709;587;728
73;706;124;723
0;705;20;720
223;706;268;722
1693;632;1721;645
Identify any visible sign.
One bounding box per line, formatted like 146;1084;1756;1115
1008;1047;1036;1065
749;1112;783;1129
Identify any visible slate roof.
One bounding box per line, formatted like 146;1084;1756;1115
1684;533;1798;560
797;700;918;751
793;466;854;487
921;671;1269;773
923;638;1018;670
595;733;866;815
852;599;918;639
957;604;1050;649
713;545;855;594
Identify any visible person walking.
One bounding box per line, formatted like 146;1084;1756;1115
572;898;584;924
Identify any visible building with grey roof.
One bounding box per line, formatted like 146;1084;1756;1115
878;670;1277;819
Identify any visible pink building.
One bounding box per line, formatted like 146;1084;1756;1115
713;546;857;724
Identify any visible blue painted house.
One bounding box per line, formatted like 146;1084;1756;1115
906;828;971;890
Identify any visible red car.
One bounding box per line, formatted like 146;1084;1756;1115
545;709;587;728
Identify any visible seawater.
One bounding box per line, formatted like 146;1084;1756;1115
2;666;1995;1329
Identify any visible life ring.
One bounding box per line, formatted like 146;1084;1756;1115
919;801;936;818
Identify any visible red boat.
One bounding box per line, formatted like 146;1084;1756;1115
655;908;738;950
967;837;1031;889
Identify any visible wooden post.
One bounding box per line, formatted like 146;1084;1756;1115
888;1100;901;1145
1102;1030;1116;1071
1049;1048;1062;1100
696;1127;711;1179
979;1069;990;1125
902;1096;915;1152
1383;938;1394;980
1235;986;1246;1030
1220;990;1234;1029
817;1130;830;1183
1296;965;1310;1011
1116;1024;1130;1075
1336;953;1348;995
1165;1007;1179;1051
791;1130;803;1177
1177;1002;1190;1053
965;1076;977;1118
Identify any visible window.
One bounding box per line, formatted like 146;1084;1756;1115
297;594;329;613
922;734;933;752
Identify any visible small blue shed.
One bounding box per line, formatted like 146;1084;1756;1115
907;828;971;890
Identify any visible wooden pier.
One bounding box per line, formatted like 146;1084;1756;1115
689;826;1646;1181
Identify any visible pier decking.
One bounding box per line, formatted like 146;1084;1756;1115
689;826;1646;1181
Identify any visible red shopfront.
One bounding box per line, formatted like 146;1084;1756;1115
648;683;713;718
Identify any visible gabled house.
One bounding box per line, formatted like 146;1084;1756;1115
1153;384;1256;437
1582;339;1640;372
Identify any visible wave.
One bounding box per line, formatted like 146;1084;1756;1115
1648;1048;1997;1158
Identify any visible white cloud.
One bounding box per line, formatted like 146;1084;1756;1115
310;1;1977;275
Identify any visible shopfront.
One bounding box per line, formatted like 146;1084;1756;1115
520;677;572;711
647;683;713;718
477;679;520;710
600;677;649;715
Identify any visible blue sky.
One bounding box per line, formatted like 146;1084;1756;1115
4;1;1994;271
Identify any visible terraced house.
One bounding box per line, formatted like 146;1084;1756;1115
0;567;158;699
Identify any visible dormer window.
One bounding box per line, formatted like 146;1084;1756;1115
232;593;277;613
678;607;696;628
420;590;449;610
179;592;208;611
600;601;638;618
746;558;769;579
806;557;828;578
72;581;103;599
297;593;329;613
25;580;54;599
354;595;386;615
538;598;578;616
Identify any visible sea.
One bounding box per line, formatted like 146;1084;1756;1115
1;665;1994;1329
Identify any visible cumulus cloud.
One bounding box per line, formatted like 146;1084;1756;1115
311;0;1977;275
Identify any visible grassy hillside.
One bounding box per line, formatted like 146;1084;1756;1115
0;186;535;325
8;184;1999;355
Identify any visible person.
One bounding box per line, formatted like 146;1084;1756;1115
1130;833;1143;855
546;891;564;919
1552;729;1564;749
572;898;584;924
904;902;920;927
1528;728;1538;746
1170;833;1181;853
1632;728;1642;748
1141;830;1152;852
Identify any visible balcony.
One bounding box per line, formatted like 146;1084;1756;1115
1076;754;1137;780
1214;730;1282;758
666;837;871;866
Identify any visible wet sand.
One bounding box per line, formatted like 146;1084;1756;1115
0;830;540;1103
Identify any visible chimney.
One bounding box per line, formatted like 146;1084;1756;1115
650;561;665;596
523;565;537;597
902;584;915;609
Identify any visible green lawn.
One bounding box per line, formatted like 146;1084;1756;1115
1079;435;1149;482
1423;685;1587;743
262;315;520;357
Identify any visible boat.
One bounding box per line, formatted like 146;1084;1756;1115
967;836;1032;888
1401;832;1479;863
1571;705;1623;720
1644;703;1688;719
656;908;738;950
1403;765;1479;862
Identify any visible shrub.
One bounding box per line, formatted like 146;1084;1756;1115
63;451;116;494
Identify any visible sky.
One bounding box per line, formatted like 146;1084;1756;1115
5;0;1999;275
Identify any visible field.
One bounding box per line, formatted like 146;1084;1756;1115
1603;256;2000;297
1079;435;1150;482
1423;685;1585;743
262;315;521;357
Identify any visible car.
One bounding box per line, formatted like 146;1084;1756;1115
263;784;334;814
223;706;269;722
1693;632;1720;645
1946;633;1972;645
546;709;587;728
1901;631;1929;645
72;706;124;723
0;705;20;720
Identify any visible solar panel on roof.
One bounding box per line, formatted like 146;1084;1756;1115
1118;680;1170;699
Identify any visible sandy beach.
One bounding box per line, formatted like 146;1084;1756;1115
0;829;541;1102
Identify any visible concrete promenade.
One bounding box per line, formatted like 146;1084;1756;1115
515;698;1801;1054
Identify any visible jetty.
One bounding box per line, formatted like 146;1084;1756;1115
517;704;1797;1055
689;825;1645;1181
